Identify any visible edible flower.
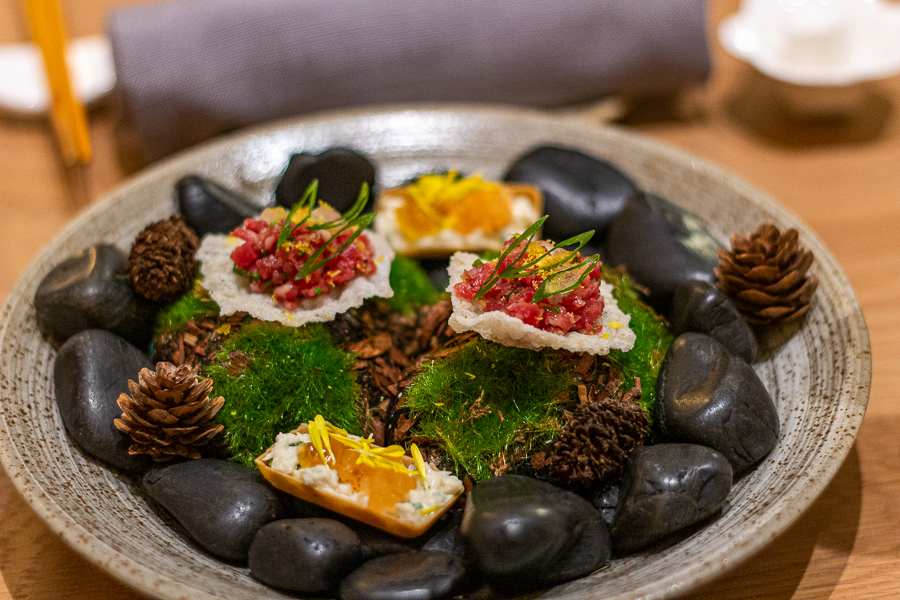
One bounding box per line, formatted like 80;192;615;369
305;415;418;476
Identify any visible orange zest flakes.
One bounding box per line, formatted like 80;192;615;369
395;171;512;241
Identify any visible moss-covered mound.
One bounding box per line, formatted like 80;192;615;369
403;266;672;482
205;322;362;467
150;255;671;476
387;255;447;315
153;280;219;338
403;338;575;481
601;265;674;422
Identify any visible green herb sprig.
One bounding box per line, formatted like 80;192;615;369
472;217;600;303
275;179;319;249
270;180;376;281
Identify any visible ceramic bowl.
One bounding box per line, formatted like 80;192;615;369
719;0;900;119
0;105;871;600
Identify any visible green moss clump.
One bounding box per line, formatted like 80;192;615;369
405;339;574;480
153;281;219;337
205;322;362;467
387;255;446;315
602;265;674;422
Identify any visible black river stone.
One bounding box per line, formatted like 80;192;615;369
610;444;733;554
503;145;638;243
605;192;722;314
670;280;758;363
353;522;423;560
175;174;260;237
249;518;362;593
460;474;609;591
274;147;377;213
588;485;620;526
421;510;466;561
143;458;285;562
339;550;467;600
34;244;158;349
656;333;779;476
54;329;155;473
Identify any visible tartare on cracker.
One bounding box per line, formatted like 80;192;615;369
448;220;635;355
197;183;394;326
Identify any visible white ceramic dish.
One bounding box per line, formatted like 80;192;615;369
0;105;871;600
719;0;900;87
719;0;900;118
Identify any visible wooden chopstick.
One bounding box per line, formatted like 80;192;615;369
22;0;92;165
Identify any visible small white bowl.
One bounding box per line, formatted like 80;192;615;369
720;0;900;118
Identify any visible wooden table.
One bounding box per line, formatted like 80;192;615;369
2;1;898;598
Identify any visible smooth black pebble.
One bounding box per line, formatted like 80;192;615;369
249;518;362;593
274;147;376;212
656;332;779;476
34;244;158;348
143;458;285;561
460;474;609;591
670;280;758;363
421;510;467;561
54;329;154;473
340;550;467;600
610;444;733;554
354;521;424;560
175;174;259;237
605;192;721;314
503;145;638;243
588;485;620;526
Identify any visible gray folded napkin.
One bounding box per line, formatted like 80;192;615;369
108;0;710;163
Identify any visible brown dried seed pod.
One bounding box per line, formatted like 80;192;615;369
114;361;224;461
128;214;199;302
549;396;648;486
715;223;819;327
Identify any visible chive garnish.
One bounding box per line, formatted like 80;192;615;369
472;217;598;304
276;179;320;249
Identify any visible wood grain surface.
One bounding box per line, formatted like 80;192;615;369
1;1;898;599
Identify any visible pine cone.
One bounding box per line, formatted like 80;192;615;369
716;223;819;327
128;214;199;302
114;362;224;461
549;398;648;486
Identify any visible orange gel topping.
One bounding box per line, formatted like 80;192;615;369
297;420;419;514
395;172;512;241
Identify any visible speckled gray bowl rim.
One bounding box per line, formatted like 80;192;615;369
0;105;871;600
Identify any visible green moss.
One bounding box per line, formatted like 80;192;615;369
204;322;362;467
602;265;674;423
387;255;446;315
405;265;674;480
405;338;574;480
153;281;219;336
